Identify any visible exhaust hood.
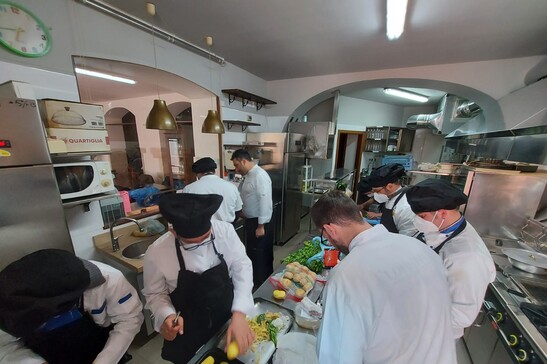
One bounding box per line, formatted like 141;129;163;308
406;95;482;135
447;77;547;138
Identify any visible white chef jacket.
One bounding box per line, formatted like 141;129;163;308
0;261;144;364
142;220;254;332
239;165;272;224
181;174;243;222
385;187;418;237
317;225;456;364
431;222;496;338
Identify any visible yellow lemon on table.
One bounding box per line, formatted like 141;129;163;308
227;341;239;360
201;355;214;364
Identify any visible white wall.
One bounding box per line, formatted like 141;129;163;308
267;56;546;118
337;96;404;131
0;0;267;114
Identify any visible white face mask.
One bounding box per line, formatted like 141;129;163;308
413;213;439;233
374;192;389;204
413;212;447;247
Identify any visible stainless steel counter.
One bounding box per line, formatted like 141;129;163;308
188;262;324;364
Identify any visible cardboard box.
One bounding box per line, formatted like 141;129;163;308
47;128;110;153
39;99;106;130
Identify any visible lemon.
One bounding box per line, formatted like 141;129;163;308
273;289;287;300
227;341;239;360
201;356;214;364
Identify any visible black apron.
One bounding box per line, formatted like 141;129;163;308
162;238;234;364
380;188;408;233
23;298;111;364
433;219;467;254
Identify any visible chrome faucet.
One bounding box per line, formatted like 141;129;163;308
109;217;144;252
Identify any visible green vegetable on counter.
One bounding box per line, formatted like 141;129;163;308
282;240;324;273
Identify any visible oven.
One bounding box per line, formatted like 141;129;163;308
466;236;547;364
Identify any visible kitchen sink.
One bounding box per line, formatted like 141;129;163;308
122;238;156;259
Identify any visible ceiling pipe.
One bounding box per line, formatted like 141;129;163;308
78;0;226;65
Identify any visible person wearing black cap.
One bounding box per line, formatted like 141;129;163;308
310;191;456;364
181;157;243;222
406;179;495;339
363;163;418;236
143;193;254;364
0;249;143;364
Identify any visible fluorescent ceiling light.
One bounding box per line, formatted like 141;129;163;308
383;88;428;103
74;67;136;85
386;0;408;40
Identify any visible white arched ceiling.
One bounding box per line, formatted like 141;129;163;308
286;78;504;132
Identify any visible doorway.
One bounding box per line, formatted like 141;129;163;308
105;108;142;190
335;130;365;200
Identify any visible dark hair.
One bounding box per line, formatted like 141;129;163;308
311;190;363;228
231;149;252;162
138;174;155;186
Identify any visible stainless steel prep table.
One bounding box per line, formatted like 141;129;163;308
188;263;325;364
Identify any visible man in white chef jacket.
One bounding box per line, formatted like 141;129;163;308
363;163;418;236
231;149;273;289
143;193;255;364
311;191;456;364
0;249;143;364
406;179;496;339
181;157;243;222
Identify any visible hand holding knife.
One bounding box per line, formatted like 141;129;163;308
172;311;181;327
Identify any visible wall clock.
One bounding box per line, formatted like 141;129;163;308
0;1;51;57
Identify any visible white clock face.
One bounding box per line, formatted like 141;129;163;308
0;1;51;57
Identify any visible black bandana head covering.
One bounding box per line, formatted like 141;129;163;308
406;178;468;213
364;163;406;187
0;249;90;338
159;193;223;238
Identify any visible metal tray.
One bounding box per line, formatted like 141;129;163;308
217;298;294;364
195;347;244;364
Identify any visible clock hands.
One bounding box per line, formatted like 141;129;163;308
0;27;26;42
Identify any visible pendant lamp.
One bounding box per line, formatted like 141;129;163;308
201;36;225;134
145;2;175;130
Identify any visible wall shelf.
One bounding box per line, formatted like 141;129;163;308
223;119;261;131
222;89;277;111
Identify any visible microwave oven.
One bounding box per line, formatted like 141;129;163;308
54;161;115;200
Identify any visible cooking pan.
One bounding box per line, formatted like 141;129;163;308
502;248;547;275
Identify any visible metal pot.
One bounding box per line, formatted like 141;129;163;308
502;248;547;275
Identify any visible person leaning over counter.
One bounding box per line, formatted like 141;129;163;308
311;191;456;364
406;179;496;339
231;149;274;289
129;174;160;207
364;163;418;236
142;193;255;364
0;249;143;364
181;157;243;223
